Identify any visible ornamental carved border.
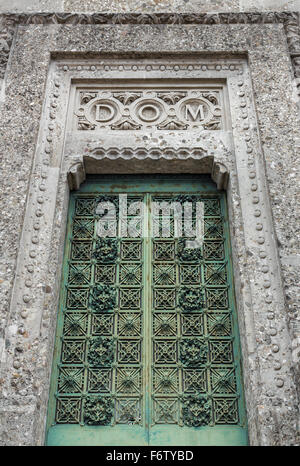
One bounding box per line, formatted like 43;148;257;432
2;48;300;443
1;12;300;88
74;88;222;132
0;17;14;80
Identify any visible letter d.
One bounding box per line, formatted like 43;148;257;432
186;451;193;461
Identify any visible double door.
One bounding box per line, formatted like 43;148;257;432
46;175;248;446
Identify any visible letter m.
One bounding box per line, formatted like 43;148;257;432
185;104;204;121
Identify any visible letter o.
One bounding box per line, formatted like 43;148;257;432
137;104;160;122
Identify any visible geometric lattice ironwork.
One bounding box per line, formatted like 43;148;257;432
51;192;144;427
151;192;241;428
50;183;244;434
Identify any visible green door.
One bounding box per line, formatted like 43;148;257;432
46;175;248;446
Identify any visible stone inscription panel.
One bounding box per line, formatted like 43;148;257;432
73;86;224;132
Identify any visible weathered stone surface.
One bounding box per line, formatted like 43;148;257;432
0;3;299;447
0;0;299;14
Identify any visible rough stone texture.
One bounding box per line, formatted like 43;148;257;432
240;1;300;12
0;3;299;448
0;0;300;13
0;11;299;93
0;25;54;447
0;17;14;84
0;1;64;12
63;0;240;13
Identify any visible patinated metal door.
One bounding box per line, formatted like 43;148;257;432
46;175;248;445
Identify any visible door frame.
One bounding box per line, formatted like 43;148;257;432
5;55;294;446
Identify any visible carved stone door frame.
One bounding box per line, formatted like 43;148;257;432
6;55;295;445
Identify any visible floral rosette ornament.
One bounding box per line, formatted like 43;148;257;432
87;336;115;367
181;394;211;427
90;283;116;312
84;395;114;425
178;286;205;312
93;237;118;263
179;338;208;366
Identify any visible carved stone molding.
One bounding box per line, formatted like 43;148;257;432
59;62;242;73
74;88;223;132
66;150;230;191
1;12;299;82
0;17;14;80
86;146;208;159
211;161;229;190
67;161;86;190
0;11;299;27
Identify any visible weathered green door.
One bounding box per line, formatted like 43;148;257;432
46;175;248;446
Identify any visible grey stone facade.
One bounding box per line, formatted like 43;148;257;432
0;1;299;446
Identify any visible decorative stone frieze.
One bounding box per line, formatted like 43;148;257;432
74;88;223;132
0;11;299;89
0;11;298;27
